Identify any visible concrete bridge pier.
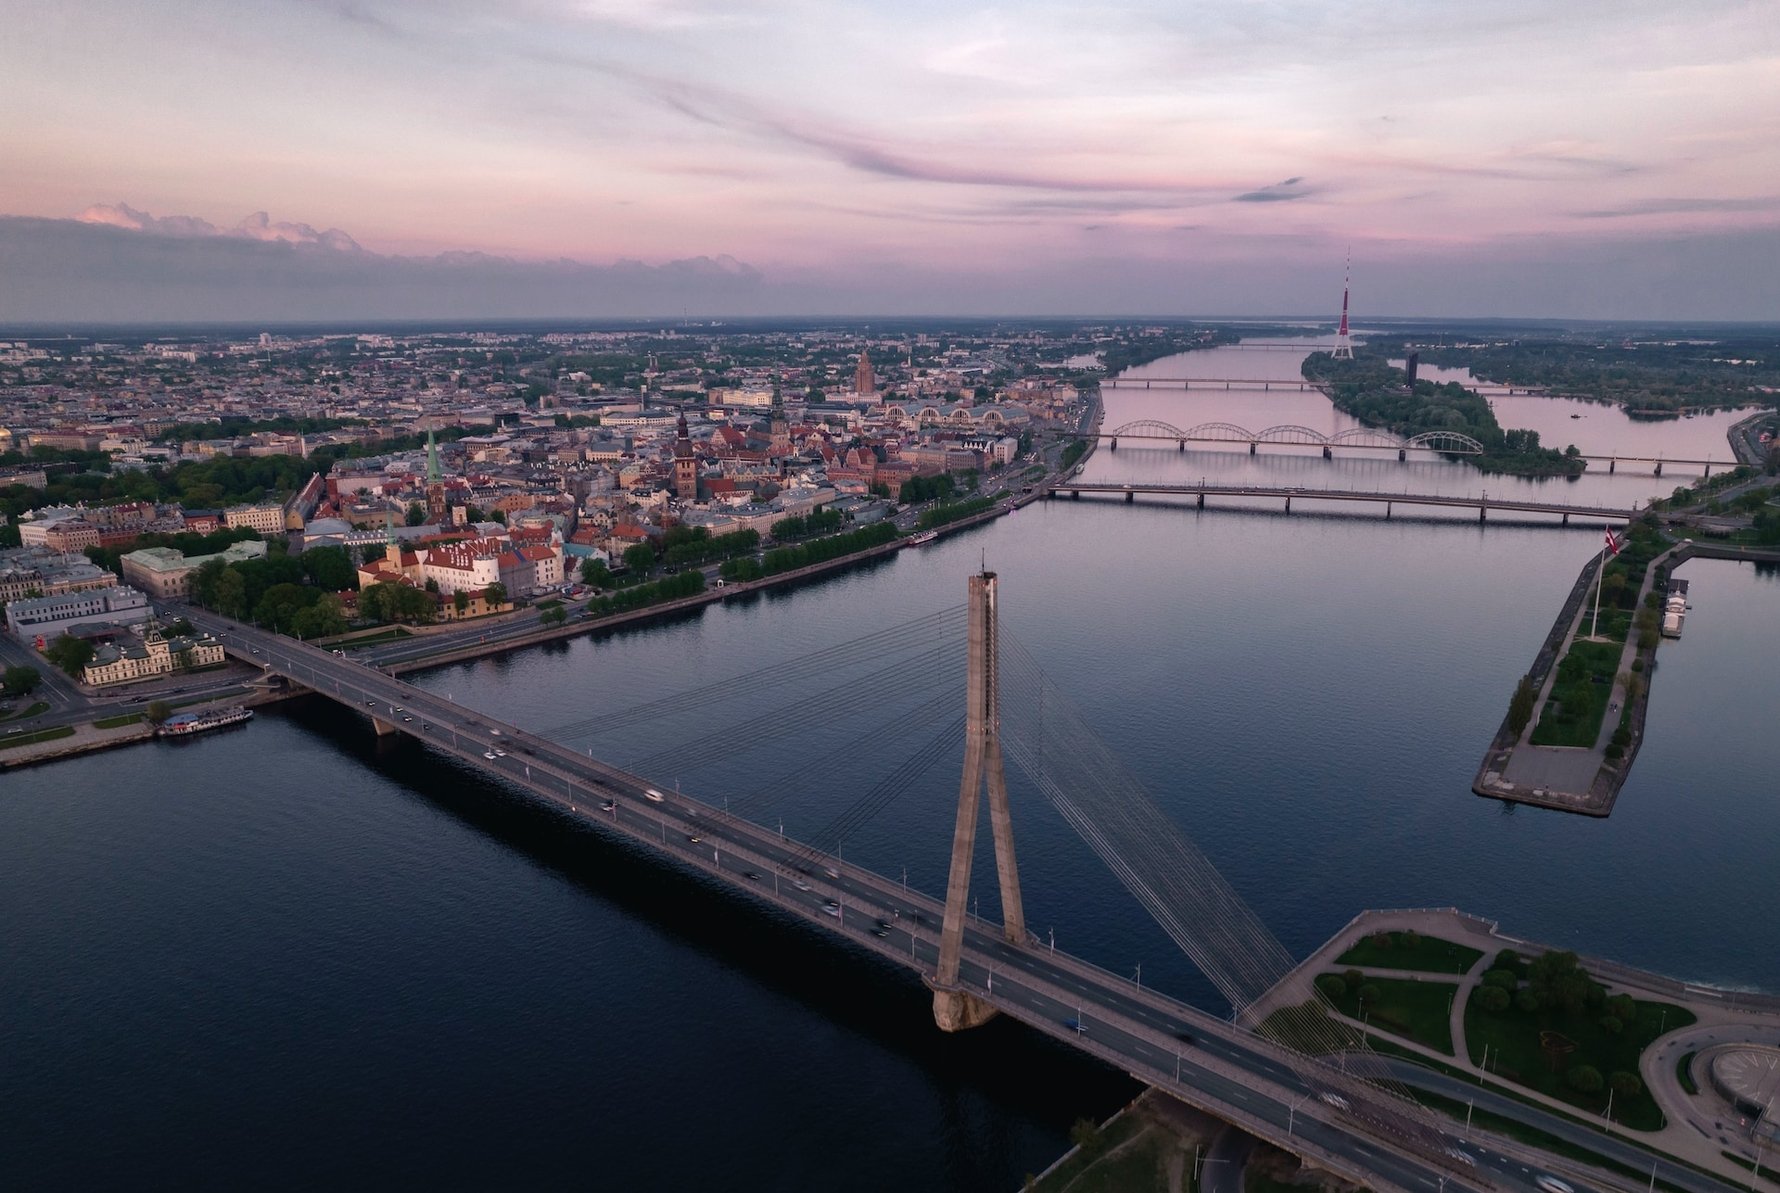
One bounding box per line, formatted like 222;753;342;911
371;716;398;737
1071;489;1080;500
1177;440;1185;452
1284;496;1291;513
1321;445;1332;460
1479;504;1487;523
1702;460;1711;478
1609;458;1616;473
1125;490;1134;503
1398;448;1407;461
1654;460;1663;476
932;571;1026;1033
1385;502;1392;519
1248;442;1257;455
1109;437;1118;451
1562;512;1570;525
1196;492;1205;509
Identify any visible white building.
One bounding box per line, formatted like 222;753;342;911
5;585;151;642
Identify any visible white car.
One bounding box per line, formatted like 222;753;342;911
643;788;665;802
483;750;499;760
1318;1093;1350;1111
1535;1178;1573;1193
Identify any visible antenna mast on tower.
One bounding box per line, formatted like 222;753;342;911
1333;252;1355;359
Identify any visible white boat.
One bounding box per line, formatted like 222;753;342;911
158;707;254;737
907;530;939;546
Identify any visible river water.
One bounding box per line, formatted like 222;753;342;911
4;340;1776;1190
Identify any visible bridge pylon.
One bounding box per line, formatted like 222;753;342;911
929;570;1026;1032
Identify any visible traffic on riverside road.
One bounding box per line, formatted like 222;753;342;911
185;608;1738;1193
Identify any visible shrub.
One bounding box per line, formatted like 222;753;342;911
1631;658;1644;673
1599;1015;1623;1035
1568;1065;1604;1094
1068;1118;1105;1157
1476;985;1512;1013
1609;1071;1643;1097
1317;974;1347;1000
1357;984;1382;1006
1515;989;1543;1013
1481;969;1518;989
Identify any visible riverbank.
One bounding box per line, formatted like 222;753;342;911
0;684;297;770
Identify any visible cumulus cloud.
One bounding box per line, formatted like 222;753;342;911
77;203;363;251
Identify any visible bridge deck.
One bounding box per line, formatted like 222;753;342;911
181;611;1720;1193
1053;483;1636;521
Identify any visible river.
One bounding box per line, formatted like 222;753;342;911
4;339;1776;1189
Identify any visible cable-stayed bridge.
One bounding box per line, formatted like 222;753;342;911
180;586;1731;1193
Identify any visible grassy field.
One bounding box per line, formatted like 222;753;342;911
1028;1112;1160;1193
92;713;144;729
1321;974;1456;1055
1335;931;1484;975
0;724;76;750
1529;638;1623;747
1464;990;1693;1130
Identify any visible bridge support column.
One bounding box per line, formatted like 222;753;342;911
1177;440;1185;452
1321;445;1332;460
1398;448;1406;462
1479;505;1487;524
931;571;1025;1033
1071;489;1080;500
1109;438;1118;451
1248;442;1257;455
1385;502;1391;519
1196;492;1205;510
1562;512;1569;526
1654;460;1662;477
1702;461;1710;478
1284;496;1291;513
1125;490;1134;503
371;716;398;737
1609;458;1616;473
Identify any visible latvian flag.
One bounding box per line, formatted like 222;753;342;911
1604;528;1622;556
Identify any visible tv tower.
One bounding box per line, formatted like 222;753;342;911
1333;253;1355;359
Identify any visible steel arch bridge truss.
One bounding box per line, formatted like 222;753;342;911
1102;420;1484;455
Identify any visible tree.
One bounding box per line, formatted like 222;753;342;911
145;700;172;726
1515;989;1543;1013
1317;974;1347;1000
291;593;348;640
453;589;470;614
405;502;426;526
1508;675;1538;734
3;664;41;695
214;568;249;619
299;545;356;591
540;606;567;626
1475;985;1512;1013
1068;1118;1105;1158
1609;1071;1643;1097
44;634;95;678
483;582;507;608
623;543;656;575
1567;1065;1603;1094
581;558;612;588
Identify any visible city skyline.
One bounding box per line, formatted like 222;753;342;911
2;0;1778;320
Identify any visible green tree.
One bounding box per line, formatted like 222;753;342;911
299;545;356;591
1507;675;1538;734
1567;1065;1603;1094
1609;1071;1643;1098
623;543;656;574
580;558;612;588
1316;974;1347;1000
453;589;470;614
1067;1118;1105;1158
3;664;41;695
45;634;95;677
483;581;507;608
405;502;426;526
291;593;348;640
1475;985;1512;1013
145;699;172;726
540;606;567;626
214;568;249;619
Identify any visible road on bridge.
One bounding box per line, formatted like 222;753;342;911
187;609;1722;1193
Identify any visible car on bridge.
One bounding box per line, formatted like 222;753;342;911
644;788;665;802
1063;1018;1088;1035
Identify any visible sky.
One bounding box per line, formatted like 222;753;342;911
1;0;1778;322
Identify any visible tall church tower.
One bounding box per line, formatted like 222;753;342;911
424;428;447;523
770;370;791;463
855;348;875;396
672;413;698;502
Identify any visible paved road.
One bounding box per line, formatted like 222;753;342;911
192;608;1699;1193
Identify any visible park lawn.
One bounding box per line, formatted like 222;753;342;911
1464;992;1694;1130
335;628;415;649
92;713;144;729
1335;931;1484;975
1529;638;1622;747
1322;974;1457;1055
1256;1001;1363;1055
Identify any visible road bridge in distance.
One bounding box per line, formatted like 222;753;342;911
1051;482;1640;525
185;607;1527;1193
